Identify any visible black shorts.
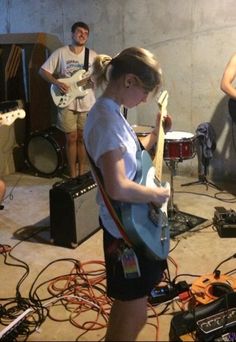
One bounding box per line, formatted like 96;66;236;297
103;227;167;301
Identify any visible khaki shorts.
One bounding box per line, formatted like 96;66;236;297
57;108;88;133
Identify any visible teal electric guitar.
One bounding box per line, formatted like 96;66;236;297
118;91;170;260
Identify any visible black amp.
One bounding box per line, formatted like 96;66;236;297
169;292;236;341
50;172;100;248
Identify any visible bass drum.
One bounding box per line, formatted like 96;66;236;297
25;127;67;176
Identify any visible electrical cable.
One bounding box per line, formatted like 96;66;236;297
176;190;236;203
1;173;24;203
213;253;236;274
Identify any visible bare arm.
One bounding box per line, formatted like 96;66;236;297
139;113;172;151
39;68;69;94
220;54;236;99
99;148;170;205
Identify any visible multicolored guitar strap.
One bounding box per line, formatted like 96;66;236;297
86;150;132;246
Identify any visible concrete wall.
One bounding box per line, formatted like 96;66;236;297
0;0;236;181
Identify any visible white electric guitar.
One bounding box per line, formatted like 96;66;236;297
0;109;26;126
118;90;170;260
50;69;91;108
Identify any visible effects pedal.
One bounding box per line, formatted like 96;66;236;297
149;281;190;305
196;307;236;341
149;285;173;304
213;206;236;238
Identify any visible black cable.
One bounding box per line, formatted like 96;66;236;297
176;189;236;204
213;253;236;274
1;174;24;203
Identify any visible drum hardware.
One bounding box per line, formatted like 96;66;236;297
163;131;197;223
165;159;180;219
181;174;221;191
181;123;221;190
180;145;221;191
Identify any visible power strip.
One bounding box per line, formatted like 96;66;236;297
0;308;32;340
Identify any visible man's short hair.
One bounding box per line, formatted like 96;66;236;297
71;21;90;33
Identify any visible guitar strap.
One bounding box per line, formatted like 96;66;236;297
85;149;132;246
84;47;89;71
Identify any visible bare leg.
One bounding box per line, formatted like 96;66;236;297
105;297;147;341
77;128;89;175
0;179;6;204
65;131;78;178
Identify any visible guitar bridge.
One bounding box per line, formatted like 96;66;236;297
149;204;161;226
148;204;169;239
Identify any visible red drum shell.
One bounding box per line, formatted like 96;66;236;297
164;131;196;161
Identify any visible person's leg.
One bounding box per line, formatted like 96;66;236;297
77;128;89;175
77;111;90;175
105;297;147;341
102;228;167;342
65;131;78;178
57;108;78;178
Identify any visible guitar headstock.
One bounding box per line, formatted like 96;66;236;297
0;109;26;126
157;90;169;115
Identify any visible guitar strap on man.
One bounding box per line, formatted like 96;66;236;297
84;47;89;71
85;149;132;246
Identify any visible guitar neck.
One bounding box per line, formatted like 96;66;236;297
76;75;90;87
153;110;166;182
153;91;169;183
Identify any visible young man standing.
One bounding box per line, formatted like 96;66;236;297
221;53;236;99
39;21;97;178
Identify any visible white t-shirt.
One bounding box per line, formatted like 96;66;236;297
41;45;97;112
84;97;141;238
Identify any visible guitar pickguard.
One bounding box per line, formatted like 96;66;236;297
119;150;170;260
50;69;89;108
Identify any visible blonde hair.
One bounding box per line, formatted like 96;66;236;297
91;47;162;93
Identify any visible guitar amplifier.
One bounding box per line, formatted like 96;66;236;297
50;172;100;248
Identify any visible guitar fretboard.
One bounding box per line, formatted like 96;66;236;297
153;91;169;183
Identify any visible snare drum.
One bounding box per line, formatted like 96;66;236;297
164;131;196;161
25;127;66;176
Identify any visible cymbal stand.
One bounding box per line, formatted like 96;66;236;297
181;174;221;191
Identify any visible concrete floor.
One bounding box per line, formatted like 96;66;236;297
0;169;236;341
